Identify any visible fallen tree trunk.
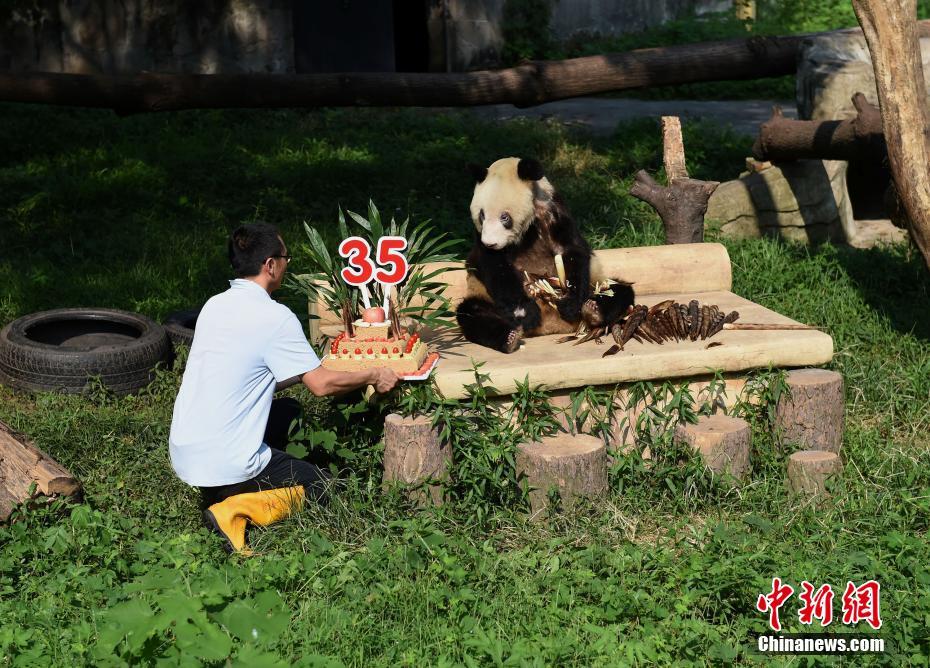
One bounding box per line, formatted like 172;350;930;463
852;0;930;271
3;24;930;113
752;93;886;162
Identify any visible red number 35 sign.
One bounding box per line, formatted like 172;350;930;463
338;236;410;287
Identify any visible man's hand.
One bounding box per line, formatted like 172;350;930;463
371;367;400;394
302;365;400;397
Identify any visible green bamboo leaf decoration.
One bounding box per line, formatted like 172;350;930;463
289;203;464;331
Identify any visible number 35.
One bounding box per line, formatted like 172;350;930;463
338;236;409;286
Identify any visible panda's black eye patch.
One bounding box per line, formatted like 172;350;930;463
501;212;513;229
479;209;485;224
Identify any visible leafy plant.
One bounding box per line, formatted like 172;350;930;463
290;201;462;333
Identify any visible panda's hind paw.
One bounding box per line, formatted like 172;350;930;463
504;327;524;353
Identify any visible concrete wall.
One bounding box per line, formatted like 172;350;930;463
445;0;734;70
0;0;736;74
0;0;294;74
551;0;728;39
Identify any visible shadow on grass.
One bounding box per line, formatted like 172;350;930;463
830;242;930;342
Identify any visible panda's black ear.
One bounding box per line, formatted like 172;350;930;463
517;158;545;181
466;163;488;183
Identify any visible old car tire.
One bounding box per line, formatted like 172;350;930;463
0;308;172;395
163;308;200;348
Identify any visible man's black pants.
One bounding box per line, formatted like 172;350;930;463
199;398;330;507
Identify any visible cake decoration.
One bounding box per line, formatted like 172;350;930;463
321;235;439;379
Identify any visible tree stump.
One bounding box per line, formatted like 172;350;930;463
787;450;842;497
674;414;752;480
1;419;81;522
516;434;607;517
775;369;844;453
382;413;451;506
630;116;720;244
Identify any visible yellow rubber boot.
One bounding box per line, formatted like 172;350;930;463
203;486;305;554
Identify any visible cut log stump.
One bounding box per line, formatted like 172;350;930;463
516;434;607;517
775;369;844;453
674;414;751;480
1;419;81;522
382;413;451;506
787;449;842;497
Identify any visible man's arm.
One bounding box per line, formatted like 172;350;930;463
301;366;399;397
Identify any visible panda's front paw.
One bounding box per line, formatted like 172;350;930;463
557;296;584;323
514;301;541;331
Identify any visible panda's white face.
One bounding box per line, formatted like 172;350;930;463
470;157;551;250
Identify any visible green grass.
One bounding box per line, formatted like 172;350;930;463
1;103;929;666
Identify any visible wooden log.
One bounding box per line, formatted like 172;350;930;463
674;414;752;480
775;369;844;453
5;25;930;113
0;419;81;522
516;434;607;516
752;93;885;162
787;449;842;496
382;413;451;505
852;0;930;270
662;116;689;184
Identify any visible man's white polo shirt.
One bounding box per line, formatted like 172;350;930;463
169;279;320;487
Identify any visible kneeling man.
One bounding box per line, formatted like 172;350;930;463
169;222;398;552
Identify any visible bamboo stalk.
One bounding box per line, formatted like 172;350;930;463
723;323;821;331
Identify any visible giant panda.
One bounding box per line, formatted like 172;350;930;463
456;157;635;353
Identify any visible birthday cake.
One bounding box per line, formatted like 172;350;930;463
322;307;436;377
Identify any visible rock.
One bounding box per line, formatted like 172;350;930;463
707;160;849;244
797;33;930;122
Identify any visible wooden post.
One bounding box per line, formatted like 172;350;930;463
516;434;607;517
662;116;689;184
775;369;844;453
382;413;451;505
787;450;842;496
1;420;81;521
735;0;756;24
674;414;752;480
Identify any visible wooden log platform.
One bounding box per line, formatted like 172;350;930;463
1;420;80;521
516;433;607;517
312;244;835;401
787;449;842;497
382;413;451;506
674;414;752;480
775;369;844;453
